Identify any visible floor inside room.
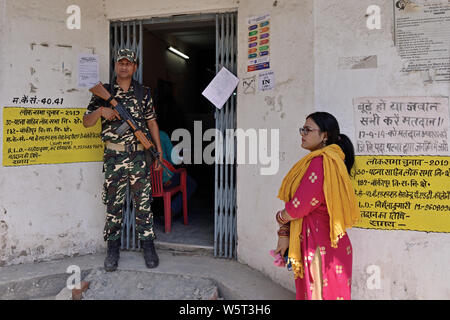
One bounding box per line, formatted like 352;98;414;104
152;185;215;248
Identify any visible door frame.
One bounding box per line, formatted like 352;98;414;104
109;12;238;259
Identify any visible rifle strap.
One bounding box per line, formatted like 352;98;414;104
132;79;143;108
132;79;152;112
106;79;150;109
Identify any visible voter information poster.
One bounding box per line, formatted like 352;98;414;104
2;107;103;166
352;96;450;233
394;0;450;82
351;156;450;233
247;13;271;72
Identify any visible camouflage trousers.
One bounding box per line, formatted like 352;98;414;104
102;149;155;242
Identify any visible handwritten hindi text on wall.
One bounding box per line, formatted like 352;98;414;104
2;107;103;166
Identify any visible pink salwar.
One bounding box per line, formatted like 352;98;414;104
285;156;353;300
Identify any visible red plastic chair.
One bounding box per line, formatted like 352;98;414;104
150;159;188;233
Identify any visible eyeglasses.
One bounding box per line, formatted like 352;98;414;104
299;127;320;135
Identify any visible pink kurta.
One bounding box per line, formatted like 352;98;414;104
285;156;353;300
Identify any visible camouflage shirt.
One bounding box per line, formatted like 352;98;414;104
85;82;156;144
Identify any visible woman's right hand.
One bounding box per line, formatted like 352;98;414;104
274;236;289;257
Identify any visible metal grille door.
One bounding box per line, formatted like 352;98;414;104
214;12;238;259
109;14;238;255
110;20;143;250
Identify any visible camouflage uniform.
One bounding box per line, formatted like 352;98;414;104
85;81;156;242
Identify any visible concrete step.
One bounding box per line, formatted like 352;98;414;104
80;268;220;300
0;250;295;300
155;241;214;256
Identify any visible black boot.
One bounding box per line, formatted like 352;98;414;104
141;239;159;268
104;239;121;272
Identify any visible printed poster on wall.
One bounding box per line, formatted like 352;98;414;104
394;0;450;82
247;13;271;72
351;97;450;233
2;107;103;166
78;53;99;88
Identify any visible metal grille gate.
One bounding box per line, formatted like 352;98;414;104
109;14;238;258
214;12;238;259
110;20;144;250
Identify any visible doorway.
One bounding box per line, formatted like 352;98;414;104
143;16;216;249
110;12;237;258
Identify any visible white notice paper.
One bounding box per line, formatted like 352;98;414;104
258;70;275;91
202;67;239;109
394;1;450;82
78;54;99;89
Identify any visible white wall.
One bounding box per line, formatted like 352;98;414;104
313;0;450;299
235;0;315;294
104;0;239;20
0;0;109;266
1;0;448;300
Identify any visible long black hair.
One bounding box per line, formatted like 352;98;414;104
307;111;355;174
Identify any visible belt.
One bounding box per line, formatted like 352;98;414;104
105;141;145;153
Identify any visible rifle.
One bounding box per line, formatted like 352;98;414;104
89;81;172;178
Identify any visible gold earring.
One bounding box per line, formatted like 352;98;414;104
323;140;327;147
